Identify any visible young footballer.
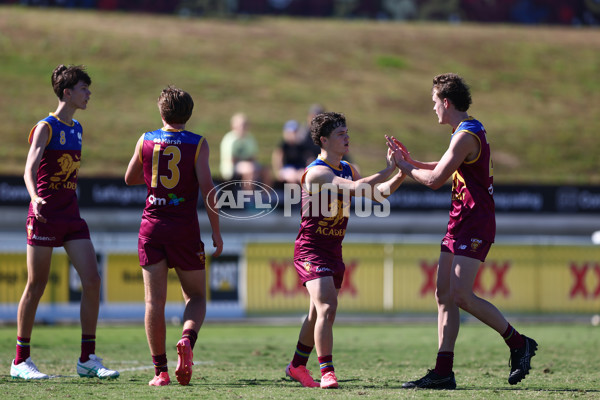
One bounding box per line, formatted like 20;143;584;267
387;73;537;389
125;86;223;386
12;64;119;380
285;112;405;389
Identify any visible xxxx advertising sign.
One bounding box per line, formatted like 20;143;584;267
245;243;386;312
0;253;70;303
245;242;600;313
104;254;236;302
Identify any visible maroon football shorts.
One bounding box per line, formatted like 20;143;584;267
440;233;492;262
294;256;345;289
26;216;90;247
138;237;205;271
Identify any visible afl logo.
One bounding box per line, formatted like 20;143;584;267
207;180;279;220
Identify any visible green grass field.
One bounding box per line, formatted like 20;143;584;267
1;6;599;183
1;322;599;399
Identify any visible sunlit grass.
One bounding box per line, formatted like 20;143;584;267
0;323;599;398
0;6;599;183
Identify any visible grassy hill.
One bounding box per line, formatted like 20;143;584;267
1;6;599;183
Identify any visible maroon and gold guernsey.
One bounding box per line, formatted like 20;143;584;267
27;113;83;219
294;156;357;262
138;128;205;243
447;117;496;242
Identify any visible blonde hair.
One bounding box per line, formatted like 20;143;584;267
231;112;248;131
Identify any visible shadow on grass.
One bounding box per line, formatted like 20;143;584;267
469;387;600;393
413;386;600;394
3;375;597;394
167;377;363;387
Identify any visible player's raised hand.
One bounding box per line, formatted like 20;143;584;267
395;138;414;164
385;135;405;167
386;135;414;164
386;147;397;169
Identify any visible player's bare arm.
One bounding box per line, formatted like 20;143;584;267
363;149;405;200
387;131;478;190
24;123;50;223
304;158;396;196
374;172;406;200
124;135;145;186
195;139;223;257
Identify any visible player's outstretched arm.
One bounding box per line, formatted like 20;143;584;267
305;159;396;197
349;144;403;195
348;148;404;201
196;139;223;257
386;132;476;190
124;135;145;186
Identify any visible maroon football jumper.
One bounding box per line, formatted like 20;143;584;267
293;156;356;288
26;113;89;247
137;128;206;270
442;117;495;261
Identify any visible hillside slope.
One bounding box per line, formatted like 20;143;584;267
1;6;598;183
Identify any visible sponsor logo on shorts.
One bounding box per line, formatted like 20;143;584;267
316;266;333;273
303;260;312;272
470;238;483;251
458;244;467;250
31;234;56;241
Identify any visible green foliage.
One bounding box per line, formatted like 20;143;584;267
1;323;599;398
0;6;599;183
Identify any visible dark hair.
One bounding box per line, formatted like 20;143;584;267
157;85;194;124
52;64;91;100
310;112;346;147
432;73;472;112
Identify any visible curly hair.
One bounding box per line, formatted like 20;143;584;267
432;73;472;112
158;85;194;125
51;64;91;100
310;111;346;147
